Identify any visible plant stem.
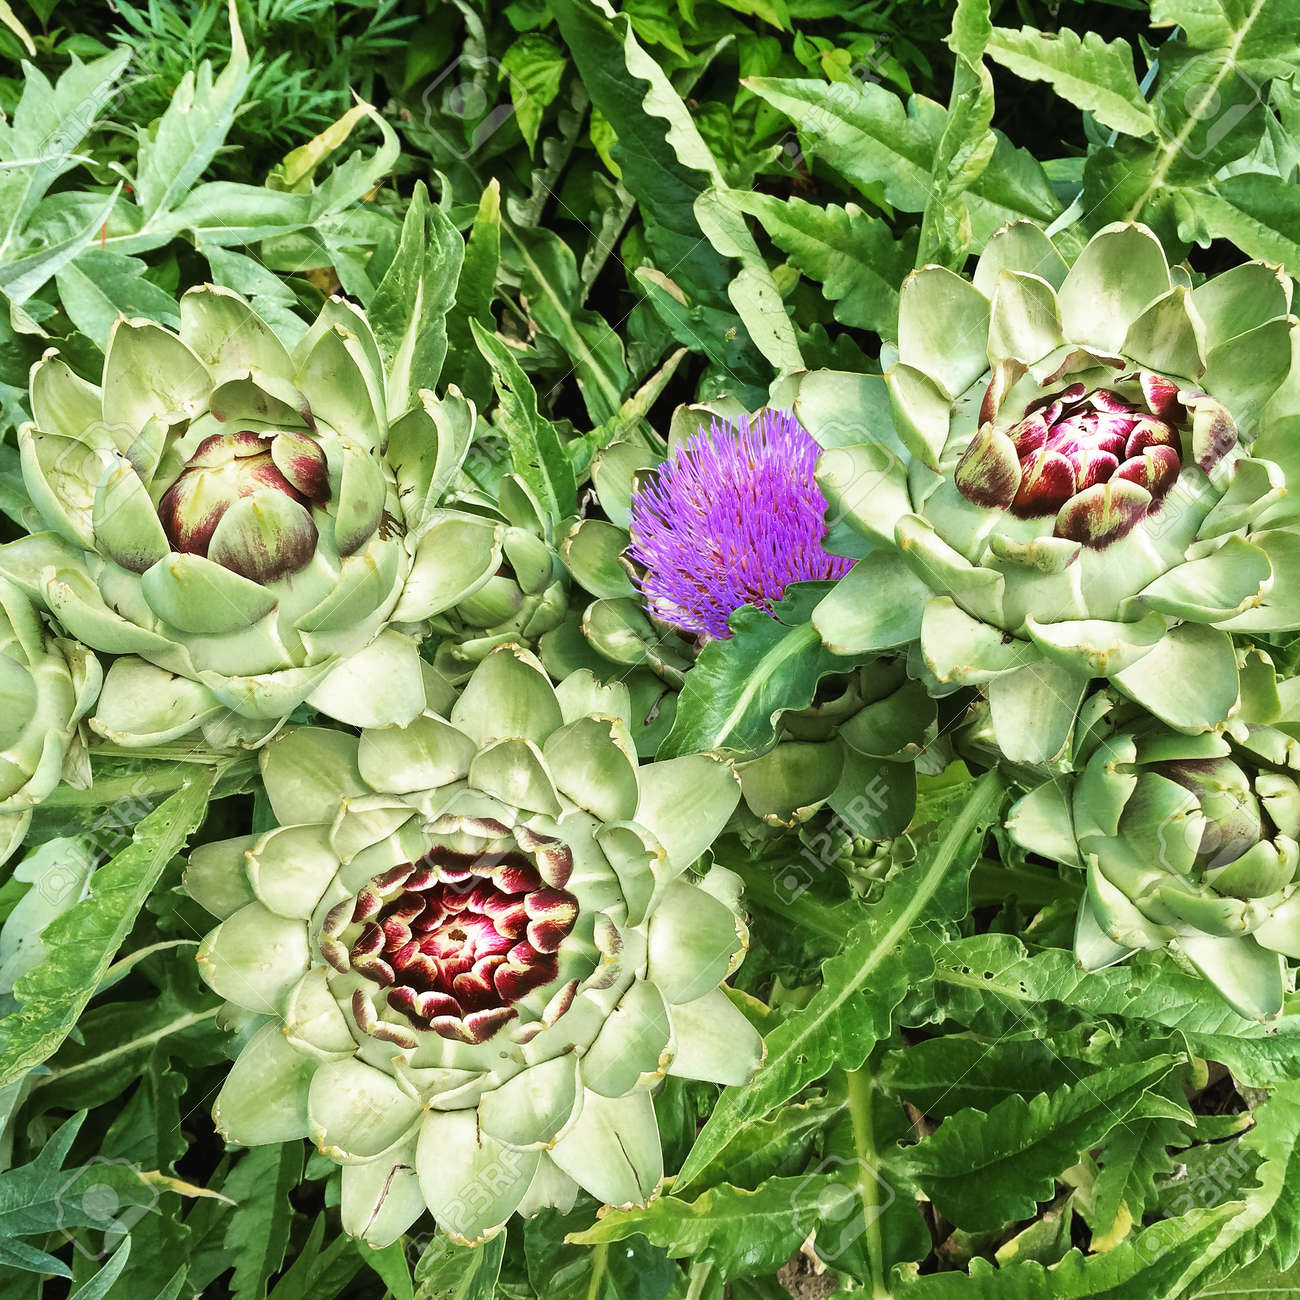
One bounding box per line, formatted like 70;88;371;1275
584;1243;608;1300
845;1065;890;1299
684;1261;715;1300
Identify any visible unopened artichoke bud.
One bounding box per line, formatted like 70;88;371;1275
807;221;1300;764
1;288;502;746
431;476;571;679
1010;720;1300;1020
0;579;101;863
187;646;762;1246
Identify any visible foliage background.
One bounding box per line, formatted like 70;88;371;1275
2;0;1300;1295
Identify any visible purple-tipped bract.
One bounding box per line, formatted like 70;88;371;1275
627;408;850;640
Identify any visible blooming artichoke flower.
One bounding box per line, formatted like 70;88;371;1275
186;646;762;1245
0;579;100;863
1;289;502;746
1009;701;1300;1020
807;221;1300;763
625;408;851;641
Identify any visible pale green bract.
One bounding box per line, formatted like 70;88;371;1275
186;645;762;1246
1009;675;1300;1021
0;287;503;747
0;578;100;865
804;220;1300;764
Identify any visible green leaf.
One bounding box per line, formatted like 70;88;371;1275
985;27;1156;138
928;934;1300;1086
550;0;733;309
900;1056;1185;1231
507;223;629;424
719;192;915;335
1150;0;1300;79
0;771;215;1087
369;181;463;416
1091;1098;1195;1243
413;1235;505;1300
354;1238;414;1300
918;0;995;268
1168;1080;1300;1294
568;1176;834;1281
55;249;181;350
223;1145;303;1300
1182;175;1300;277
674;770;1003;1190
892;1204;1241;1296
444;179;501;410
132;0;252;220
878;1036;1095;1121
69;1239;132;1300
657;584;862;760
470;318;577;519
500;34;568;153
0;46;131;252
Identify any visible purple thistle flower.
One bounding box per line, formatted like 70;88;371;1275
627;408;851;641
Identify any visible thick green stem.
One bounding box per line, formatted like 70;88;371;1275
845;1065;890;1299
684;1261;715;1300
584;1243;608;1300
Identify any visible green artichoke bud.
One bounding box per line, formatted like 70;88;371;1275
186;645;762;1246
1009;716;1300;1020
1;289;502;746
807;221;1300;763
0;579;101;863
430;473;571;677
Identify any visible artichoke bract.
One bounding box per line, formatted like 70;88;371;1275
186;646;762;1246
1;289;502;746
0;579;100;864
807;221;1300;763
1009;700;1300;1020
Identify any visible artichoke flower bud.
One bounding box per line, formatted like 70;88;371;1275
189;648;763;1247
806;220;1300;764
956;385;1187;546
0;288;502;745
1010;720;1300;1020
157;432;327;583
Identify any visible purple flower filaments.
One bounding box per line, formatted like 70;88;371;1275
627;409;850;641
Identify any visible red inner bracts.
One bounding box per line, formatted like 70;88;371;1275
952;373;1220;549
330;847;579;1045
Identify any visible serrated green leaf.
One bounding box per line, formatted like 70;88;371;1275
928;934;1300;1086
470;317;577;519
675;770;1003;1190
719;192;914;334
901;1056;1184;1231
986;26;1156;138
0;771;215;1087
223;1145;302;1300
369;181;463;417
892;1204;1240;1296
568;1177;833;1281
444;179;500;412
508;223;629;424
132;0;252;220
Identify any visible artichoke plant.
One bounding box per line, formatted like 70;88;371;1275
0;289;502;747
806;221;1300;763
186;645;762;1245
0;579;100;864
1008;677;1300;1019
